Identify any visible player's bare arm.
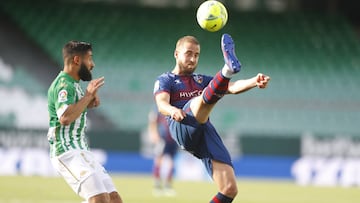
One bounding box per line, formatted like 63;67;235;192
155;92;186;122
227;73;270;94
60;77;105;125
87;94;100;108
148;111;161;143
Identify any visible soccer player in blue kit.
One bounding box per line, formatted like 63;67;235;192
153;34;270;203
148;108;178;195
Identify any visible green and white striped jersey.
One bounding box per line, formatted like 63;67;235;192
47;71;89;157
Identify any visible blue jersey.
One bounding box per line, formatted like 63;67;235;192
153;72;213;109
154;72;233;175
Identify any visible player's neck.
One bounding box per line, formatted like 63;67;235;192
172;65;192;76
63;65;80;81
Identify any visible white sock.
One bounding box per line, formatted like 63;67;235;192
221;64;233;78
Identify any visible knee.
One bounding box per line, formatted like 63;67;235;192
88;193;110;203
109;192;122;203
88;192;122;203
222;182;238;198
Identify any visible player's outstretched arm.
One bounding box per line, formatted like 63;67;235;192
155;92;186;122
227;73;270;94
60;77;104;125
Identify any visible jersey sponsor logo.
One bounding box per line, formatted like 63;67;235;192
58;90;68;103
179;90;203;98
193;75;203;84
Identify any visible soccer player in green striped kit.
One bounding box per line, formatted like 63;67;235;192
47;41;122;203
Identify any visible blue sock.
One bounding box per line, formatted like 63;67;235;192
210;192;233;203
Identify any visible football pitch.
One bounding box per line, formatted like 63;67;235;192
0;175;359;203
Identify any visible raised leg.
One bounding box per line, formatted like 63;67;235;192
191;34;241;124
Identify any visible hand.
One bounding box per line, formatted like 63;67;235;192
170;108;186;122
93;95;100;107
86;77;105;97
256;73;270;89
88;94;100;108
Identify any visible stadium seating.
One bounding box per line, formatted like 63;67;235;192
0;1;359;135
0;57;48;129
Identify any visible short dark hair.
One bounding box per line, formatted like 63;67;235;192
62;41;92;64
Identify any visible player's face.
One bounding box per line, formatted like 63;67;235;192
175;42;200;75
78;50;95;81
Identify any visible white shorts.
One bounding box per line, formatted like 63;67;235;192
51;150;117;200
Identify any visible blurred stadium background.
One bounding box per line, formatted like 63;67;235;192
0;0;360;202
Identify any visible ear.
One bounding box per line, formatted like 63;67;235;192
73;55;80;65
174;50;178;59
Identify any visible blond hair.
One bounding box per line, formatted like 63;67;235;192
175;36;200;50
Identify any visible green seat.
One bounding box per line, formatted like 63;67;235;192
1;1;359;135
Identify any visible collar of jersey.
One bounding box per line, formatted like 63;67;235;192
60;71;79;83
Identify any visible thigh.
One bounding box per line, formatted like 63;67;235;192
200;122;233;176
79;152;117;200
51;150;117;199
51;150;97;194
109;191;123;203
87;191;122;203
189;95;216;124
168;101;202;151
79;172;108;200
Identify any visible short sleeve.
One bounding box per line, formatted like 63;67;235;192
153;74;172;96
54;80;75;119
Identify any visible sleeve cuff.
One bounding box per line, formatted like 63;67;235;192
56;104;69;119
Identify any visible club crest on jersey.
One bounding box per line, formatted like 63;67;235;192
58;90;68;103
193;74;203;84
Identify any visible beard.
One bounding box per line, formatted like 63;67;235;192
178;61;197;75
78;62;92;81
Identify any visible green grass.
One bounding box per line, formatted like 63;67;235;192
0;175;359;203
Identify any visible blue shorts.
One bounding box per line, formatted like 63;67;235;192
168;101;233;176
162;137;178;158
158;125;178;158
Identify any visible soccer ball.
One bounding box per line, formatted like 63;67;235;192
196;0;228;32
